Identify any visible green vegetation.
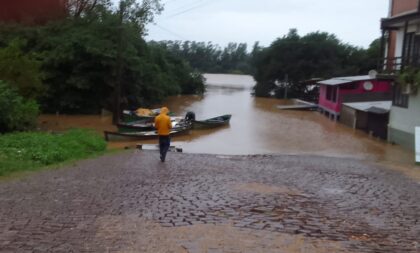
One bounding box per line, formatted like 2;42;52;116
0;81;39;133
153;41;258;75
252;29;381;100
0;129;107;176
0;0;204;115
397;66;420;92
0;39;44;99
0;0;206;176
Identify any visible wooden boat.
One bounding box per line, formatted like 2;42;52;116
116;121;154;132
193;114;232;129
116;117;184;133
122;109;176;123
104;123;192;141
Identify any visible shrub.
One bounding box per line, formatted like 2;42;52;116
0;81;40;133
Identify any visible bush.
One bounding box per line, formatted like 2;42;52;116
0;81;40;133
0;129;107;176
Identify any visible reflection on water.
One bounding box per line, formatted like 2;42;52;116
39;74;416;170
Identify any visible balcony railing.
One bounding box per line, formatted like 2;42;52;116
378;55;420;73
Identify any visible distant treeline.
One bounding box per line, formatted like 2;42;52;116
155;30;381;102
151;40;259;75
253;29;380;100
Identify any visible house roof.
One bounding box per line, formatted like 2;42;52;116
342;101;392;114
318;75;373;86
381;11;420;29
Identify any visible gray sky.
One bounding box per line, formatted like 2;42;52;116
136;0;389;48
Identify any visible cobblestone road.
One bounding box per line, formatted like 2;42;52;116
1;151;420;252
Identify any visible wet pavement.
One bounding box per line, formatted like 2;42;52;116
1;151;419;252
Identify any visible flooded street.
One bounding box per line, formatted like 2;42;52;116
39;74;415;167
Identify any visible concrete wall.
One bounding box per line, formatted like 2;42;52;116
389;94;420;150
340;106;356;128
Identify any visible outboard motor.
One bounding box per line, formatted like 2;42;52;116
185;111;196;122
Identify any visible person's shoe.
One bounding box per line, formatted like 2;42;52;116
160;155;165;162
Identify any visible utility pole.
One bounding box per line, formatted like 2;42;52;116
113;1;124;124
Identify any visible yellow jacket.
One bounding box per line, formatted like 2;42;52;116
154;107;172;136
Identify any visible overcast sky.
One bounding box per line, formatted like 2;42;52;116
128;0;390;49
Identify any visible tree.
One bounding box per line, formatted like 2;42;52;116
0;39;44;99
252;29;379;100
155;40;256;74
65;0;103;17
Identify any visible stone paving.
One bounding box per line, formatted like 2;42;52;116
0;151;420;252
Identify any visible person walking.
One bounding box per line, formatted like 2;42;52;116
154;107;172;162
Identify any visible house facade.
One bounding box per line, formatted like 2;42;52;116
381;0;420;150
318;76;393;120
0;0;66;25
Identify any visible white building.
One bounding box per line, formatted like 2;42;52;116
381;0;420;150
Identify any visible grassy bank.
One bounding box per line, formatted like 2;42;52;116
0;129;107;176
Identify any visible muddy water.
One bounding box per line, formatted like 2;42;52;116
39;74;415;166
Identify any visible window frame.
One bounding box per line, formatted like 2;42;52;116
326;86;338;103
392;84;409;108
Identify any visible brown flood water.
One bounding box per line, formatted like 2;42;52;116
39;74;416;171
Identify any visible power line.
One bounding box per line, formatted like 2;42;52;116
154;24;188;40
165;0;207;14
165;0;217;19
164;0;187;5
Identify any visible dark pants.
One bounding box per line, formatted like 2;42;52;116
159;135;170;162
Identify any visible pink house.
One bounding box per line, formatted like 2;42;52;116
317;76;393;120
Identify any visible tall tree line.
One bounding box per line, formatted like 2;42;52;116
152;40;260;75
0;0;205;119
252;29;380;100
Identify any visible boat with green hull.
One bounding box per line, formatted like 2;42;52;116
105;123;192;141
192;114;232;129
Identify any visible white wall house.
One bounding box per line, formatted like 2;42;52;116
381;0;420;150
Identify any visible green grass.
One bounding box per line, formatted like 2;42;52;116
0;129;107;176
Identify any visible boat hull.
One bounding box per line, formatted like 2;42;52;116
104;125;191;142
192;114;232;129
116;122;155;132
117;117;185;133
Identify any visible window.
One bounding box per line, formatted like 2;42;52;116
326;86;338;102
393;84;409;108
404;33;420;66
404;33;414;62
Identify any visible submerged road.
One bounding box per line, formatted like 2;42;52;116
0;151;419;252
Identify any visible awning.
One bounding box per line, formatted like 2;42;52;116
342;101;392;114
318;75;373;86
